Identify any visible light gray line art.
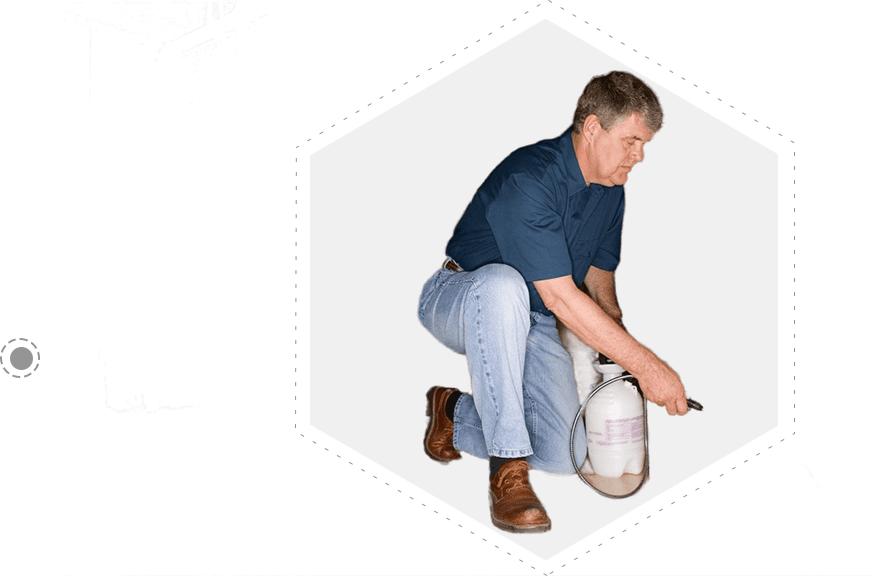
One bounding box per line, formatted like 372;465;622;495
43;2;203;66
97;350;200;414
802;463;821;490
43;0;293;134
43;0;282;66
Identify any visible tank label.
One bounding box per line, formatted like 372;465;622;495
598;415;643;446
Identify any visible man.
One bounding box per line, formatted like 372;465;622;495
418;71;688;534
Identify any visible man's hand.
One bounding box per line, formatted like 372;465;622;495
635;360;688;416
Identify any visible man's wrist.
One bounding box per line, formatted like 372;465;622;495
617;344;660;380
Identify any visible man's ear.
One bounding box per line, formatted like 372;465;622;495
582;114;602;141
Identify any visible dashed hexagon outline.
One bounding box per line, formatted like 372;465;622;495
294;0;792;574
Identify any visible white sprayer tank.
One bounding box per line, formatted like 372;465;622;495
585;361;645;478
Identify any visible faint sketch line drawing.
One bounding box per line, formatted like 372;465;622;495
43;0;245;66
42;0;293;129
97;350;200;414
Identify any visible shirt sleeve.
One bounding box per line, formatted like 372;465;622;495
484;173;572;282
590;188;625;272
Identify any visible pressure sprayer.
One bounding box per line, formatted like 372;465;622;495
570;354;703;499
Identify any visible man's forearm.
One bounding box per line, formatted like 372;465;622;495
535;275;687;414
540;278;652;376
591;293;624;330
582;267;624;330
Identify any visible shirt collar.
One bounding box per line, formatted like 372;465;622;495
559;126;619;196
559;126;591;195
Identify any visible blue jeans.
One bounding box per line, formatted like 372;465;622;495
418;263;585;475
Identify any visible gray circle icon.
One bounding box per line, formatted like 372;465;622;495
1;338;40;378
10;347;34;370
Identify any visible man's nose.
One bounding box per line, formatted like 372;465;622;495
629;143;644;163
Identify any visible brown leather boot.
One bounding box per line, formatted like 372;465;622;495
424;386;461;463
488;460;551;533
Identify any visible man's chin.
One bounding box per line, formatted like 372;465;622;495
608;172;630;186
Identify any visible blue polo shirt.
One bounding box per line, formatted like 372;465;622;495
446;127;625;315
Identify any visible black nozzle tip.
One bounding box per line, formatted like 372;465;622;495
686;398;704;411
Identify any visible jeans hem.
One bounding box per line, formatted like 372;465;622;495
489;448;535;459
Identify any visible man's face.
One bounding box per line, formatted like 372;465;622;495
586;113;654;187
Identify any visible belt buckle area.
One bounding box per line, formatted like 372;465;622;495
442;258;463;272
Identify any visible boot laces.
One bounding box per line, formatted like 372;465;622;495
497;462;531;495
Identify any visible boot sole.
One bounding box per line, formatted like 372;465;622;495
490;514;552;534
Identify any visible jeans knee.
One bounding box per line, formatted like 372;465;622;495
476;264;529;311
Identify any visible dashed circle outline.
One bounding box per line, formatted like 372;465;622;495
0;338;40;378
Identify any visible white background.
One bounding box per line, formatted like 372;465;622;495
308;19;779;560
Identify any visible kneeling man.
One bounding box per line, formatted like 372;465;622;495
418;71;688;533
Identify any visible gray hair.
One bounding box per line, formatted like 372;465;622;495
572;71;663;134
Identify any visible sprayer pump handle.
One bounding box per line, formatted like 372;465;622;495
601;356;703;411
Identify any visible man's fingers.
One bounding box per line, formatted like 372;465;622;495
676;396;688;415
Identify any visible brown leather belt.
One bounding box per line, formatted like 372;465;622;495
442;258;463;272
